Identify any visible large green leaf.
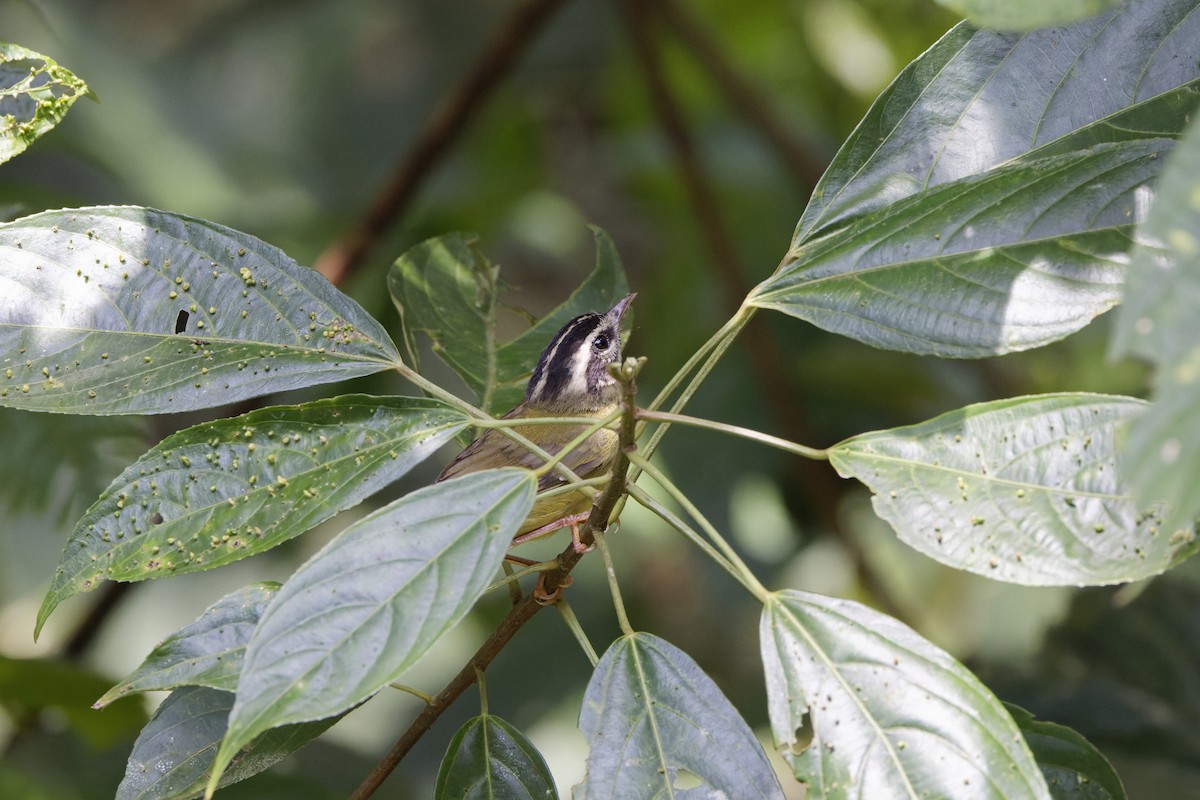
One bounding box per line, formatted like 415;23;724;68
751;0;1200;356
1005;704;1126;800
932;0;1122;30
435;714;558;800
36;395;468;637
389;227;628;413
117;685;337;800
1111;116;1200;536
97;583;280;706
0;206;399;414
829;393;1199;585
0;43;91;165
207;468;536;793
761;590;1050;799
575;632;783;800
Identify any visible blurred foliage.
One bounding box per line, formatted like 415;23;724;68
0;1;1190;798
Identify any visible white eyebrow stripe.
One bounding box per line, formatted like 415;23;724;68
568;331;592;395
529;316;588;401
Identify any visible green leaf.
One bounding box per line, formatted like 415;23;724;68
761;590;1050;799
117;685;337;800
36;395;468;637
208;468;536;793
0;206;399;415
828;393;1199;585
932;0;1122;30
97;583;280;707
0;656;147;749
0;43;91;165
435;714;558;800
1005;704;1126;800
389;227;629;413
1111;116;1200;537
575;632;783;800
751;0;1200;356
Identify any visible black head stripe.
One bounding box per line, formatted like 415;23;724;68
526;313;603;402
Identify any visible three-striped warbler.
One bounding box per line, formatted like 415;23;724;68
437;293;636;555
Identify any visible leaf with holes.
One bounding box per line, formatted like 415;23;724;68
575;632;783;799
117;685;338;800
36;395;469;637
762;590;1050;799
435;714;558;800
97;583;279;707
828;393;1199;585
1005;704;1126;800
1111;116;1200;537
750;0;1200;356
0;43;91;165
389;227;629;414
0;206;399;414
206;468;535;795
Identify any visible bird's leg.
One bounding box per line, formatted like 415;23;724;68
568;518;592;554
509;511;592;550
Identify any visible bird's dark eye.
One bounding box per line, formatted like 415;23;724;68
592;333;610;350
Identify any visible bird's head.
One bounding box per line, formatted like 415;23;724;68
524;293;636;411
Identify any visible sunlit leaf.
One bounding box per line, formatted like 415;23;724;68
36;395;468;637
435;714;558;800
1005;704;1126;800
932;0;1122;30
761;590;1050;799
98;583;279;706
751;0;1200;356
117;685;337;800
389;227;629;413
829;393;1198;585
576;632;783;799
0;43;91;165
208;468;535;793
1111;116;1200;537
0;206;399;414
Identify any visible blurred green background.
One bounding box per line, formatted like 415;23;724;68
2;1;1197;798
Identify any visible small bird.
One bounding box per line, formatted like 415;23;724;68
437;293;636;553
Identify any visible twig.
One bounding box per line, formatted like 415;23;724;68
650;0;827;189
619;0;905;620
348;358;644;799
313;0;570;285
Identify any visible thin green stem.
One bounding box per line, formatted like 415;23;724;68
386;683;434;705
637;409;828;460
484;560;562;595
474;415;621;429
637;304;755;471
395;361;587;488
626;483;743;583
593;524;634;636
537;476;609;499
530;409;622;480
475;667;488;716
555;599;599;667
628;451;770;603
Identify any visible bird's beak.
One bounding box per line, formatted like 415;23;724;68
608;292;636;322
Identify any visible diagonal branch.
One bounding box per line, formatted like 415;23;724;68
314;0;570;286
348;357;644;799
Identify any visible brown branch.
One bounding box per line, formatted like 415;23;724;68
313;0;570;286
619;0;904;620
349;359;644;799
651;0;827;189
